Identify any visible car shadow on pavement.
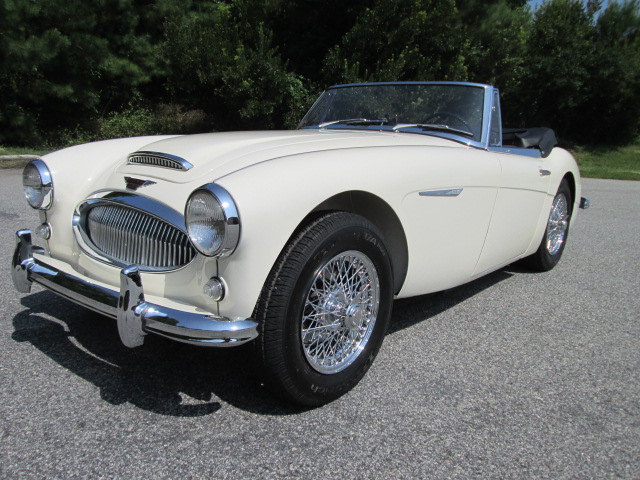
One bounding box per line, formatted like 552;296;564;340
389;268;513;334
11;268;514;416
12;291;304;416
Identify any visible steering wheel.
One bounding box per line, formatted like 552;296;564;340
423;111;472;132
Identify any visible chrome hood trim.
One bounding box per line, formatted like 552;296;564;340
128;151;194;171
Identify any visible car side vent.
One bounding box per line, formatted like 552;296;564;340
127;151;193;171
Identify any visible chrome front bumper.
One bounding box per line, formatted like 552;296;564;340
11;229;258;348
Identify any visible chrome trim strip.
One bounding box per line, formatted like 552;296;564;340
488;146;542;158
329;81;492;89
419;188;463;197
479;86;493;148
127;151;194;171
488;88;502;147
12;230;258;347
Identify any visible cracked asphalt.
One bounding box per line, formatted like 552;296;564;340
1;170;638;479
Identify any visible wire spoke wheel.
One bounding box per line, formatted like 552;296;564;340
546;193;569;255
301;251;380;374
523;179;573;272
256;212;393;406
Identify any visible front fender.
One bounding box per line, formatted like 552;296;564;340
213;149;407;321
39;136;180;260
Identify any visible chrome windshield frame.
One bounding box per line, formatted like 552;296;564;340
298;81;498;150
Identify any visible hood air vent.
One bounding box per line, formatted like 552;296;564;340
127;151;193;171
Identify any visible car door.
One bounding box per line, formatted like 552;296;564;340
473;150;551;276
398;147;501;297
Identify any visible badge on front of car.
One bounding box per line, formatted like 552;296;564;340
124;176;157;191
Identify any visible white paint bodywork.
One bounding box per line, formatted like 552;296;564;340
35;128;582;322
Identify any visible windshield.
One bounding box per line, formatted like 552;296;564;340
299;83;486;142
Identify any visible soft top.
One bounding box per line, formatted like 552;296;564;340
502;127;557;158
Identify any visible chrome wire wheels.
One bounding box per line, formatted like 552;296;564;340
301;251;380;374
524;179;572;272
257;212;392;406
546;192;569;256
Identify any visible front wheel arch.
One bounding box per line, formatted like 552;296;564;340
561;172;576;212
307;190;408;294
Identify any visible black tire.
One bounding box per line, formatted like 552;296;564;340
524;179;573;272
255;212;394;406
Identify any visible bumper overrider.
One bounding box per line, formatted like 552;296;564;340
11;229;258;348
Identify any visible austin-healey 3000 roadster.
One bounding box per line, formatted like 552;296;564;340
12;82;588;405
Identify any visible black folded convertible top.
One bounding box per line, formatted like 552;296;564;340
502;127;557;158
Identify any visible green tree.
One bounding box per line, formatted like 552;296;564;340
588;0;640;143
323;0;468;83
462;0;531;121
513;0;600;140
161;0;309;130
269;0;374;83
511;0;640;144
0;0;159;145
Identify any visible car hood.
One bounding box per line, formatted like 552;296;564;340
116;129;465;183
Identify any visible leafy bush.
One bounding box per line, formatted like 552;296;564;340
54;104;211;147
323;0;468;83
152;104;210;135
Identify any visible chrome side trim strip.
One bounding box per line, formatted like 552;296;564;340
12;230;258;347
419;188;463;197
488;146;542;158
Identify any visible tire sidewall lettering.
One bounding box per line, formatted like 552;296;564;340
287;225;391;394
258;212;393;406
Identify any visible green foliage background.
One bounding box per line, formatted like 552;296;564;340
1;0;639;147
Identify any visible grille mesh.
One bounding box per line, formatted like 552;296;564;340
128;153;188;170
86;205;195;270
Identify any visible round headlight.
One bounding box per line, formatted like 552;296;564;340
23;159;53;209
185;184;240;257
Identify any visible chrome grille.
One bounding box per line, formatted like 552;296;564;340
85;204;196;270
127;151;193;171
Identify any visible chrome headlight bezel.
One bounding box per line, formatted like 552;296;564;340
185;184;240;257
23;159;53;210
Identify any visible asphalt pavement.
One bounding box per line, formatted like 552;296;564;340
1;170;638;479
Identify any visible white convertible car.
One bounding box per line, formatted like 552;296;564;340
12;82;588;405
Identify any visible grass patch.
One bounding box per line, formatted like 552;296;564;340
570;139;640;181
0;146;51;169
0;146;50;156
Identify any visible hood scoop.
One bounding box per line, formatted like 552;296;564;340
127;151;193;171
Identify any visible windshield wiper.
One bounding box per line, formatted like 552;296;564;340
393;123;474;138
319;118;392;128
